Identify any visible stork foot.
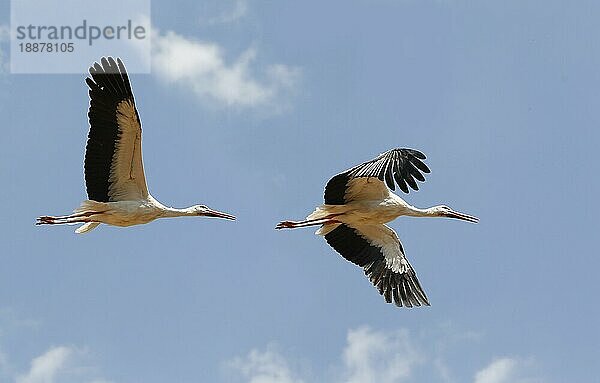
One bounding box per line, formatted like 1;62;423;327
275;220;297;229
36;216;56;225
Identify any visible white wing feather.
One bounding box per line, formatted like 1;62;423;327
108;100;149;201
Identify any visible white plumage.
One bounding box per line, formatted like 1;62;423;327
37;57;235;233
277;148;478;308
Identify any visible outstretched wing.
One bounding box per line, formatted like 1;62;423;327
324;148;430;205
324;223;430;308
84;57;148;202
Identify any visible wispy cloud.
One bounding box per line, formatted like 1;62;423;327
14;346;113;383
16;346;73;383
0;309;112;383
203;0;248;25
228;326;542;383
343;327;423;383
152;29;300;110
229;327;423;383
474;357;538;383
228;346;305;383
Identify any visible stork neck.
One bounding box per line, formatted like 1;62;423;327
403;205;438;218
160;206;195;218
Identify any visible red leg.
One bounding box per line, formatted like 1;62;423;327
276;214;342;229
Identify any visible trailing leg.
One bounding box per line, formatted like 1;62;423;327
36;210;101;226
276;214;342;229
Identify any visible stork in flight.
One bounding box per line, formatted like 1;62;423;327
37;57;235;233
276;148;478;308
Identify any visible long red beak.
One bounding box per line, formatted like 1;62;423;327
444;209;479;223
203;209;236;220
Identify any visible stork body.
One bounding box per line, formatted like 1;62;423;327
37;57;235;234
276;148;478;308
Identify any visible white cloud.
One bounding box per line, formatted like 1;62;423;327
228;347;305;383
229;327;542;383
343;327;423;383
16;346;73;383
0;311;113;383
204;0;248;25
474;358;515;383
152;29;300;109
229;327;423;383
473;357;539;383
13;346;112;383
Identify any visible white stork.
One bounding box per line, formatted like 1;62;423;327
276;148;478;308
37;57;235;233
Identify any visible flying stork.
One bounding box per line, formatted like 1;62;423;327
276;148;478;308
37;57;235;233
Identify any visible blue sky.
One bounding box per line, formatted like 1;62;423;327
1;1;599;382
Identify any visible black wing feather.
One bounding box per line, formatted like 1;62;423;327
323;148;430;205
323;173;351;205
84;57;137;202
324;224;430;308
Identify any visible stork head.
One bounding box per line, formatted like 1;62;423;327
432;205;479;223
191;205;236;220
